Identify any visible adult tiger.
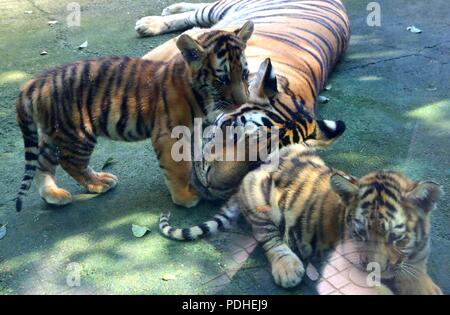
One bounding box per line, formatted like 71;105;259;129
191;58;346;201
136;0;350;116
136;0;350;200
14;24;254;211
159;144;443;294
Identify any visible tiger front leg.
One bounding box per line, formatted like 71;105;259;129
392;270;442;295
266;243;305;288
248;212;305;288
154;137;200;208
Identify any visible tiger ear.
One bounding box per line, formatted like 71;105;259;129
176;34;206;69
253;58;278;98
234;21;254;43
406;181;442;214
330;173;358;203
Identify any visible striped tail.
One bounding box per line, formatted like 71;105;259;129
15;92;39;212
159;198;240;241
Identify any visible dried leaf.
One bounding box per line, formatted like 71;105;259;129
318;95;330;104
40;50;48;56
406;25;422;34
132;224;151;238
102;157;117;170
0;224;7;240
162;274;176;281
72;193;100;202
78;41;88;49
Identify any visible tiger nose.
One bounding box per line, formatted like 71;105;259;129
232;88;247;105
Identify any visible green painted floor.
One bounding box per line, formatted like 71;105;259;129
0;0;449;294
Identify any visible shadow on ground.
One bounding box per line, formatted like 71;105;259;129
0;0;448;294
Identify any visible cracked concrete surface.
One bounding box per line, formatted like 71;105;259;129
0;0;449;294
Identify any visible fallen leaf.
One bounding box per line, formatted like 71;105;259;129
78;41;88;49
102;157;117;170
406;25;422;34
132;224;151;238
48;20;58;25
40;50;48;56
318;95;330;104
0;224;7;240
162;274;176;281
72;193;100;202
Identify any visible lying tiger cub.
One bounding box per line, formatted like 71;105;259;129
159;144;443;294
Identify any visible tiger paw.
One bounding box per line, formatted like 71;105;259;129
399;281;443;295
41;187;73;206
171;186;200;208
135;16;169;36
271;254;305;288
85;172;118;194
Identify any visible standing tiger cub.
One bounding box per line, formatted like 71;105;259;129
159;144;443;294
15;23;254;211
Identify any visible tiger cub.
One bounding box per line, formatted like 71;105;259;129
159;144;443;294
15;22;254;211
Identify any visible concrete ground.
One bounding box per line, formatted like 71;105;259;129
0;0;449;295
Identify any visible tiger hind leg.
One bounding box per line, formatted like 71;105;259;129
153;136;200;208
35;141;72;206
135;1;217;36
58;144;118;195
135;11;199;37
161;2;214;16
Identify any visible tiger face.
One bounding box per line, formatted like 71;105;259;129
225;58;346;149
176;21;254;118
331;171;442;279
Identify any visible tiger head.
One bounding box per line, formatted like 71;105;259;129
331;171;443;279
176;21;254;119
231;57;346;148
